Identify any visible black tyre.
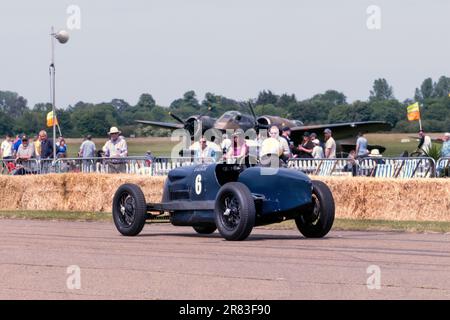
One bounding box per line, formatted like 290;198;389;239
112;183;147;236
214;182;255;241
193;225;217;234
295;180;335;238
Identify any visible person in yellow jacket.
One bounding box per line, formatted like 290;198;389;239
33;134;41;159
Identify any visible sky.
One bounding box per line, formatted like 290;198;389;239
1;0;449;108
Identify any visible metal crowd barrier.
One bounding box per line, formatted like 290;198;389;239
287;157;436;178
1;158;40;175
49;156;215;175
0;156;442;178
436;157;450;177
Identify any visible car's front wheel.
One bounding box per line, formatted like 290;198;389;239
295;180;335;238
112;183;147;236
214;182;255;241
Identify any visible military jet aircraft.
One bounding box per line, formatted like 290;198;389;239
136;103;392;155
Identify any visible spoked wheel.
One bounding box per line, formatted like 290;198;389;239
112;184;147;236
193;225;217;234
214;182;255;241
295;180;335;238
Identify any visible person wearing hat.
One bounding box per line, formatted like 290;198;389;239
368;149;385;166
297;131;314;158
442;132;450;158
102;127;128;158
311;139;324;159
280;126;295;158
323;128;336;158
102;127;128;173
15;135;36;175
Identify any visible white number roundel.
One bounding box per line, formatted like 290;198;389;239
195;174;202;195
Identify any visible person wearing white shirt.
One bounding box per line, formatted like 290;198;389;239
311;139;324;159
1;135;13;159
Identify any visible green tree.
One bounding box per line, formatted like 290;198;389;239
433;76;450;97
136;94;156;111
369;78;394;101
256;90;279;106
419;78;434;100
0;90;28;118
328;101;372;123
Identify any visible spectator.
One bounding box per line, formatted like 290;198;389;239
225;131;248;164
38;130;54;173
195;136;216;162
266;126;289;162
102;127;128;157
33;134;41;159
145;150;154;167
221;133;232;155
79;135;96;158
260;127;285;167
356;131;369;158
311;139;324;158
280;126;294;158
15;135;36;175
297;132;314;158
56;138;67;158
417;130;432;155
368;149;385;164
442;132;450;158
1;134;13;160
344;150;358;176
102;127;128;173
13;134;23;157
39;130;54;159
78;135;96;172
324;128;336;158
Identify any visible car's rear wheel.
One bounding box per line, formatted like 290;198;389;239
214;182;255;241
295;180;335;238
193;225;217;234
112;183;147;236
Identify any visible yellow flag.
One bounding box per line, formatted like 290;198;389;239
46;111;58;127
407;102;420;121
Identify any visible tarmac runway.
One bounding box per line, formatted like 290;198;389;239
0;219;449;300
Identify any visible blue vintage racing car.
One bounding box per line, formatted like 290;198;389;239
112;163;335;241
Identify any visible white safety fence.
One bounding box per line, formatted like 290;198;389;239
288;157;436;178
1;156;445;178
436;157;450;177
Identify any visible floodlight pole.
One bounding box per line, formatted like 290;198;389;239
50;26;57;161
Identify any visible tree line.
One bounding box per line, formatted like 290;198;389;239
0;77;449;138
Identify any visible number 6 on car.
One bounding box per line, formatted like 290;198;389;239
112;163;335;241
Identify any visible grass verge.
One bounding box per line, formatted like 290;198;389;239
1;210;450;233
0;210;112;222
263;219;450;233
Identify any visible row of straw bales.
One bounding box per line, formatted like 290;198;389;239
0;174;449;221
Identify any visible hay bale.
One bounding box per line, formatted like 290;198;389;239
314;177;450;221
0;174;449;221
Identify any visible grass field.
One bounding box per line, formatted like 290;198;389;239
64;133;444;158
1;210;449;233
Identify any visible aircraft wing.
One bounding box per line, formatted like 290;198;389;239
290;121;392;142
135;120;184;130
